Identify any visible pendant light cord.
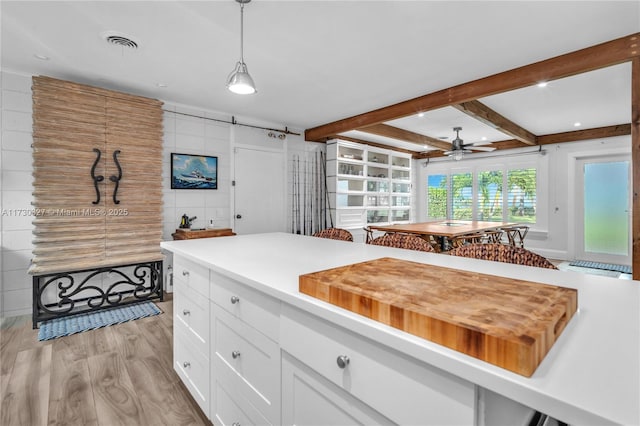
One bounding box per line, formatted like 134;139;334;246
239;2;245;63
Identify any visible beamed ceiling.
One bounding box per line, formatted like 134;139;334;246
305;33;639;159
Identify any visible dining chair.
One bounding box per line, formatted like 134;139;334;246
500;225;529;248
363;226;374;243
449;243;557;269
368;233;435;252
312;228;354;242
450;230;504;249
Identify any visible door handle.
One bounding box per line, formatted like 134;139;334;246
109;150;122;204
90;148;104;204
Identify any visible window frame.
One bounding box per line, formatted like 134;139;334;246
421;153;548;232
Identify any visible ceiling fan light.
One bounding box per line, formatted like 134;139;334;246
452;151;464;161
226;61;256;94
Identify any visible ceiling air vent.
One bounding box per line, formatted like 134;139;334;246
101;31;140;49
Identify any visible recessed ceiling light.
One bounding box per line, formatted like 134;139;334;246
481;136;487;141
418;113;424;118
574;122;581;127
423;145;429;149
536;82;548;88
156;83;168;88
34;54;50;61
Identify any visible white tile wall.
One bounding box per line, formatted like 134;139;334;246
1;71;34;317
161;104;233;241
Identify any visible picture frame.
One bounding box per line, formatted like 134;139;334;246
171;153;218;189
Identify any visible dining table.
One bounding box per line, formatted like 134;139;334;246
368;220;518;251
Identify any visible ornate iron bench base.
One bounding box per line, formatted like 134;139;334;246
32;260;164;328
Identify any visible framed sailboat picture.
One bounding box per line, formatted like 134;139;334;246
171;153;218;189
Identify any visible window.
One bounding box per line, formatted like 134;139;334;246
427;174;447;219
451;172;473;219
427;166;538;224
476;170;503;221
507;168;537;223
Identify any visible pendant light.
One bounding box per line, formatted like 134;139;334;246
226;0;256;95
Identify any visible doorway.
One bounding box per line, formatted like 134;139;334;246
575;154;631;266
233;147;286;235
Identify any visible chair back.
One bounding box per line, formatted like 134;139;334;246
312;228;354;242
501;225;529;248
368;233;434;252
449;243;556;269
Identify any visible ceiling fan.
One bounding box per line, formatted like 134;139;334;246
443;127;496;160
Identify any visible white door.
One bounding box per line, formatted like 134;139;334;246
233;147;286;235
575;154;631;265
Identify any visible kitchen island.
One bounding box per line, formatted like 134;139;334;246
161;232;639;425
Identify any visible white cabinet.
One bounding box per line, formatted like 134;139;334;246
210;270;281;426
280;305;476;426
326;140;412;232
173;255;211;417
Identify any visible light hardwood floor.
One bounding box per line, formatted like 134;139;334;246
0;295;211;426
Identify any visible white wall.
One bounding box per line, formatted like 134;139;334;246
0;70;323;317
1;71;34;318
162;104;233;240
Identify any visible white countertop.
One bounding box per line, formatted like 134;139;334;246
161;232;639;425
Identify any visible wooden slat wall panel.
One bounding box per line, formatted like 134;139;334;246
30;76;163;275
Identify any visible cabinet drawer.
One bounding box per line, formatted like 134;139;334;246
282;352;392;426
212;303;280;422
212;379;271;426
174;255;210;298
336;209;365;227
174;330;210;417
281;306;476;426
210;269;280;341
174;289;209;353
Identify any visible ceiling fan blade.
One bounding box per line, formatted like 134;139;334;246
470;146;496;152
443;150;454;155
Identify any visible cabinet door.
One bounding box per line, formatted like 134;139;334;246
31;77;108;273
281;353;392;426
104;97;163;263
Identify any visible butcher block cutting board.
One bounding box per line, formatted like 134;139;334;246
299;257;577;377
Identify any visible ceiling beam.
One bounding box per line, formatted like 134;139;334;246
452;100;537;145
413;123;632;159
537;123;631;144
305;32;639;142
330;135;417;156
357;123;451;151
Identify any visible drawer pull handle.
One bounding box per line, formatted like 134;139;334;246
232;423;241;426
183;361;191;369
232;350;241;359
182;309;190;316
182;270;189;277
230;295;240;304
336;355;350;369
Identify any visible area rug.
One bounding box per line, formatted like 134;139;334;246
569;260;631;274
38;301;162;341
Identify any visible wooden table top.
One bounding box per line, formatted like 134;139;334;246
171;228;236;240
368;220;518;238
299;257;578;377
